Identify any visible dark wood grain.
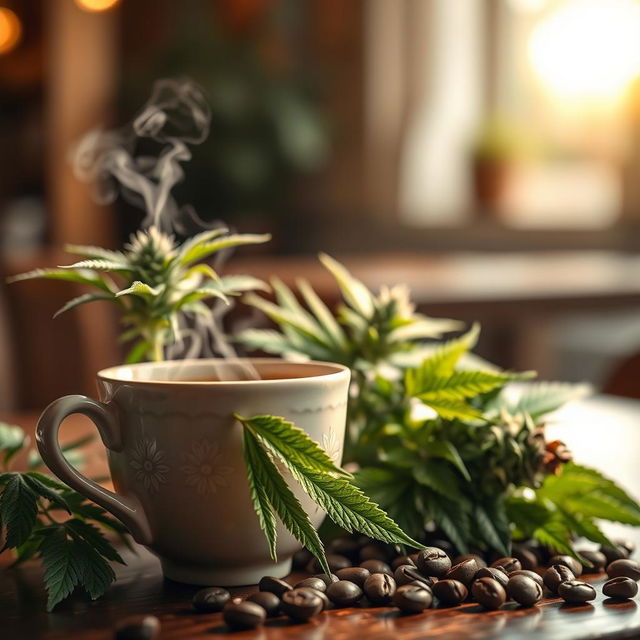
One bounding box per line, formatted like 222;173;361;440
1;548;639;640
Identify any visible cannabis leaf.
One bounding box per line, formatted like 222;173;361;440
506;462;640;558
237;415;350;478
242;428;329;574
538;463;640;527
410;324;481;381
237;414;421;571
474;500;511;557
486;381;592;421
0;474;38;549
40;528;85;610
39;523;119;611
403;325;534;422
0;423;130;610
413;370;535;403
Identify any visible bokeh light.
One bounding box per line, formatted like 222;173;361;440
529;0;640;102
0;7;22;55
74;0;121;13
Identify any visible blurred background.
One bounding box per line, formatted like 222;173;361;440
3;0;640;410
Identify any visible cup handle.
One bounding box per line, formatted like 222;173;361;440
36;395;153;545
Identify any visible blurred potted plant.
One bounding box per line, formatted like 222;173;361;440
471;117;538;215
120;1;329;238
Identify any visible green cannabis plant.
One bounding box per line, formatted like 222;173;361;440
9;226;270;363
241;255;640;558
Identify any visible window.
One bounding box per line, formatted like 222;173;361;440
365;0;640;229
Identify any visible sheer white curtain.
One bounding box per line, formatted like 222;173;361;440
364;0;487;224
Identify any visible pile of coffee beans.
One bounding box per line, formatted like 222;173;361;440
113;536;640;635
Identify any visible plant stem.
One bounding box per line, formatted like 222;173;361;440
150;332;164;362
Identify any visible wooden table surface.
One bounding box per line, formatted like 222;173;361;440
231;251;640;316
1;394;640;639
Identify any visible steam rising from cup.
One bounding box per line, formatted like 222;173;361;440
71;78;260;379
72;78;212;235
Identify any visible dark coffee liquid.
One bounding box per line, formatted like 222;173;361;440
177;371;313;382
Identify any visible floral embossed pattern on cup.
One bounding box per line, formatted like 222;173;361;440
181;439;233;495
130;438;169;493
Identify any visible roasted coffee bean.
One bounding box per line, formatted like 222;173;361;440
292;548;313;570
409;577;437;589
336;567;371;587
512;545;539;571
432;579;468;606
393;584;433;613
259;576;292;597
326;580;363;607
618;539;636;557
295;577;327;592
363;573;396;605
392;555;417;570
307;553;351;573
471;577;506;610
223;601;266;630
114;615;160;640
313;573;339;586
359;559;393;576
416;547;452;578
577;549;607;574
192;586;231;613
475;566;509;589
543;564;576;595
453;554;487;570
508;570;544;589
600;544;628;565
246;591;281;617
359;543;392;562
603;576;639;599
296;587;330;611
507;575;543;607
328;536;360;560
394;564;431;587
516;540;545;566
607;558;640;581
557;580;596;604
549;555;582;577
490;557;522;574
281;588;324;621
445;558;478;587
328;554;352;571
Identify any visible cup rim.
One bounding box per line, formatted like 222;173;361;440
97;357;350;387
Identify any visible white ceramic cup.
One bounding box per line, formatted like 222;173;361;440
36;358;350;585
